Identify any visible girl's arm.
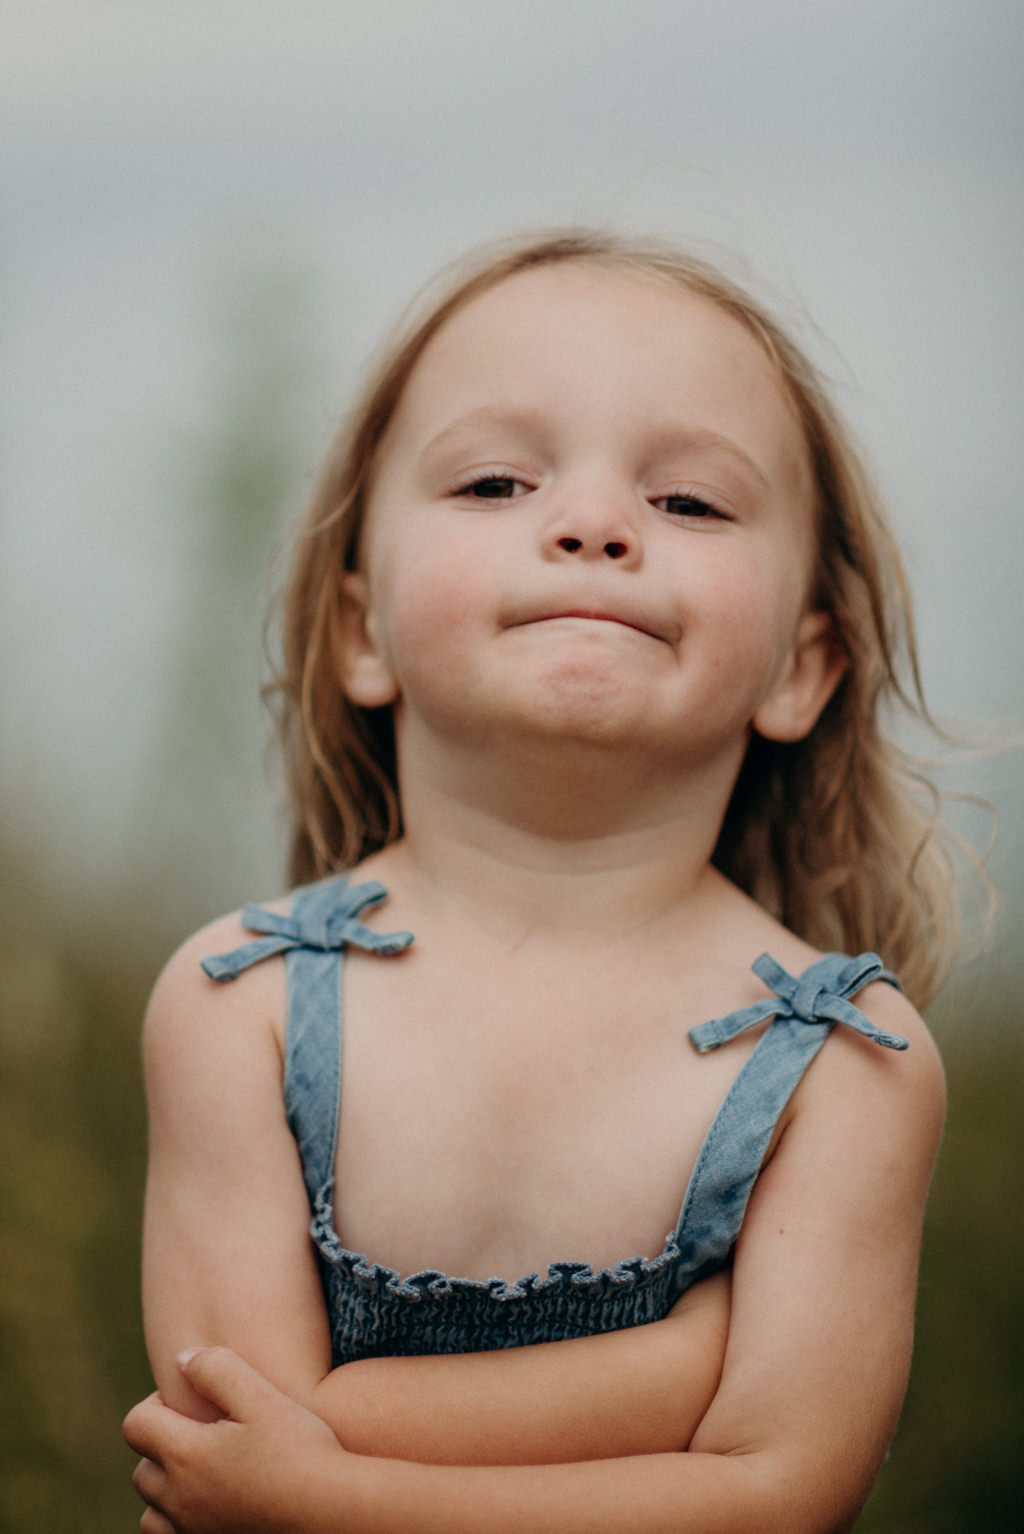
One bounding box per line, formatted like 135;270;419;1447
311;1272;729;1464
136;920;728;1462
127;972;945;1533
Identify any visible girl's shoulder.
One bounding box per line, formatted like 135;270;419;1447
143;895;295;1070
715;876;944;1114
768;944;945;1160
152;892;296;996
148;864;390;1029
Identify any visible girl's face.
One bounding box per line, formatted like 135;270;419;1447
341;262;842;774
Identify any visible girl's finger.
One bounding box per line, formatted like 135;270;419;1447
140;1507;177;1534
123;1398;169;1464
178;1343;282;1420
132;1455;167;1509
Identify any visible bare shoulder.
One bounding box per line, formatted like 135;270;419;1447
834;975;945;1131
714;877;946;1151
783;974;946;1208
724;876;942;1057
143;896;293;1077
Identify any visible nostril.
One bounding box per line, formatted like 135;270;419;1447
604;541;628;560
557;537;583;553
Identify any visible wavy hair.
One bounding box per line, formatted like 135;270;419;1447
267;230;963;1007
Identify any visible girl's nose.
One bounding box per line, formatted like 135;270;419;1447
541;491;642;567
555;533;630;560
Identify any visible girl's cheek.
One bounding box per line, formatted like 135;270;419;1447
379;563;483;680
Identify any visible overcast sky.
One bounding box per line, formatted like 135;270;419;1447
2;0;1021;927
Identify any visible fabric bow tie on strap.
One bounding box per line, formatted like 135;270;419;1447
688;951;909;1054
200;880;414;982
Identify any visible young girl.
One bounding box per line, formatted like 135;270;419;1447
124;230;950;1533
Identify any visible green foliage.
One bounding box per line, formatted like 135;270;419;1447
0;904;151;1531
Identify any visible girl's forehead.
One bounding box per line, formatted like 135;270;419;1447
385;262;812;497
413;263;780;397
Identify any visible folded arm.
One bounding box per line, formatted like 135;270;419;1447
312;1271;730;1464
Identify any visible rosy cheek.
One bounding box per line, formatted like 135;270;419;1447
382;564;480;676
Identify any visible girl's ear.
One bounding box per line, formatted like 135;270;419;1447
753;610;848;743
333;573;400;708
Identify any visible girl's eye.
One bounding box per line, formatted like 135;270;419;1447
457;474;527;501
656;492;725;521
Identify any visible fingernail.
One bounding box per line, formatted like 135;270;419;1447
177;1347;202;1367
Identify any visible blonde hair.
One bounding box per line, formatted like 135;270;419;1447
269;229;961;1007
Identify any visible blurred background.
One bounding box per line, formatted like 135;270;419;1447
1;2;1021;1528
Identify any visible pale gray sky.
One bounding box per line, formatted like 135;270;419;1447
2;0;1020;932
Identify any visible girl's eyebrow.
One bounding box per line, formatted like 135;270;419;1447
643;426;771;493
419;405;548;458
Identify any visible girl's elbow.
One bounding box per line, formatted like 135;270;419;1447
675;1442;873;1534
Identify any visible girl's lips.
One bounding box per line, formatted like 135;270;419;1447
514;608;666;640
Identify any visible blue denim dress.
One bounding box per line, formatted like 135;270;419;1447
203;874;908;1365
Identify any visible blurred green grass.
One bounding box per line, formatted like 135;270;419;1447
0;895;151;1532
1;885;1020;1530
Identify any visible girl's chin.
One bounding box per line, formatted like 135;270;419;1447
423;701;700;763
444;684;666;745
398;661;755;760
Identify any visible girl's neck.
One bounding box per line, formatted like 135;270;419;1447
373;732;743;951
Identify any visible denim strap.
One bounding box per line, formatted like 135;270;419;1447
672;952;905;1281
688;951;906;1053
200;879;413;982
200;876;413;1205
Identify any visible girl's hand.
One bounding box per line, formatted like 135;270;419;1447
124;1347;346;1534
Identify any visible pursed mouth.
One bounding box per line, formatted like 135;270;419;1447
514;609;663;640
